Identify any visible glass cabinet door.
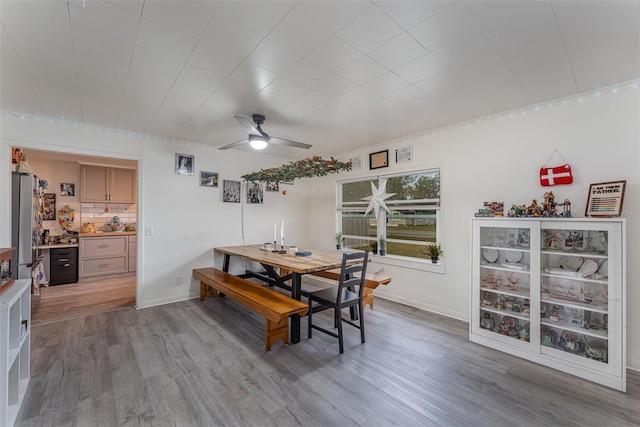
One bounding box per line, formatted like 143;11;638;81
476;222;533;345
539;225;612;367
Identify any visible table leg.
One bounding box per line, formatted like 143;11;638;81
223;254;230;272
291;272;301;343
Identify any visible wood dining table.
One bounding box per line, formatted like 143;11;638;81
214;244;361;344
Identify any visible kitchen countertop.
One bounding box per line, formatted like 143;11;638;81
78;231;138;237
40;243;79;249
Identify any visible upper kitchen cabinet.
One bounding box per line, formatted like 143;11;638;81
80;165;136;203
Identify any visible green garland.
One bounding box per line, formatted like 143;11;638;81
242;156;352;183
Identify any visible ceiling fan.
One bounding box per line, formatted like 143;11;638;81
218;114;312;151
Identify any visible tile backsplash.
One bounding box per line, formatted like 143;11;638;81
81;203;137;231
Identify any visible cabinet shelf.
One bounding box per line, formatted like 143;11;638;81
0;279;30;427
481;306;531;322
480;263;530;273
541;249;608;260
480;286;530;299
541;295;608;314
471;218;626;391
540;319;607;340
541;272;608;285
481;245;530;252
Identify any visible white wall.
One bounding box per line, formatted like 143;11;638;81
306;87;640;370
1;118;308;308
2;86;638;370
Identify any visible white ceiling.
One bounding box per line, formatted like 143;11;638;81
2;1;639;158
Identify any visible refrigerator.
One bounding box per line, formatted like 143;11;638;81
11;172;43;293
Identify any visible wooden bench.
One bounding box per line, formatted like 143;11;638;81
193;267;308;352
310;269;391;309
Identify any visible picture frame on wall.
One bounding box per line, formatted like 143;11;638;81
247;182;264;204
43;193;56;220
60;183;75;196
585;180;626;217
199;171;218;187
175;153;194;175
266;182;279;192
369;150;389;170
222;180;241;203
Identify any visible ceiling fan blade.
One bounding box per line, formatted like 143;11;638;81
218;139;248;150
234;116;259;134
268;137;312;149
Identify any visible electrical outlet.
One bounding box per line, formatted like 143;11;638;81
145;226;154;236
175;275;182;286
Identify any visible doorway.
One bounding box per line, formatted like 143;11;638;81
13;148;138;324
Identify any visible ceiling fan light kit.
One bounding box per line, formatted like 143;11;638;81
248;134;268;150
218;114;312;151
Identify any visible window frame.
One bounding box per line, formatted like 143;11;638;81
336;168;444;272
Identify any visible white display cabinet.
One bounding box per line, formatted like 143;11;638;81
470;218;626;391
0;279;31;427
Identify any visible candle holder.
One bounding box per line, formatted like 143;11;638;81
271;240;279;253
277;240;287;254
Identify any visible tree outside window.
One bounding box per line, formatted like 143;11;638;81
338;169;440;260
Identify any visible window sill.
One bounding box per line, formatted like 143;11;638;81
342;249;445;274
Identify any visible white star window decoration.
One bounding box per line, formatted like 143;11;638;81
362;179;395;220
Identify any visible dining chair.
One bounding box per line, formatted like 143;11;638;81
307;251;369;353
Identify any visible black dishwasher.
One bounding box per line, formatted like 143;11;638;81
50;247;79;285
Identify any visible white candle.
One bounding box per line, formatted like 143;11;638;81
281;219;284;245
274;224;277;242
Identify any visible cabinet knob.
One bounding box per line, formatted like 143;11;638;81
98;245;109;249
99;264;109;268
59;258;69;262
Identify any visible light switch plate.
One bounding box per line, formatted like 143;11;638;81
145;226;153;236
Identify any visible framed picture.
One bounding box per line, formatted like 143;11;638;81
585;180;626;217
266;182;279;192
247;182;264;204
60;183;75;196
199;171;218;187
395;146;413;164
222;180;241;203
43;193;56;220
175;153;194;175
369;150;389;170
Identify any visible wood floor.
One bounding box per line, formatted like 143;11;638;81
32;276;136;325
17;296;639;426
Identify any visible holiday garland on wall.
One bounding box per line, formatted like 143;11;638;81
242;156;352;183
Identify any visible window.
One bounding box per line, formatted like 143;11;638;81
338;169;440;260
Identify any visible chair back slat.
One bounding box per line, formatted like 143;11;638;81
337;251;369;303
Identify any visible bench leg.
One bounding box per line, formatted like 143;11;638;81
363;288;374;309
200;281;206;302
200;282;219;302
265;318;289;352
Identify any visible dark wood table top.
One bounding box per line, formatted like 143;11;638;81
214;244;354;274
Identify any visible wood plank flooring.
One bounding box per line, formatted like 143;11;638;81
32;277;136;325
17;297;640;426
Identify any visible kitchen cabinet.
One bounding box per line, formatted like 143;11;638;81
128;235;137;273
470;218;626;391
49;247;78;285
79;235;129;278
80;165;136;203
0;279;30;427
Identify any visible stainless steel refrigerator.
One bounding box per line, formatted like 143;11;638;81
11;172;42;286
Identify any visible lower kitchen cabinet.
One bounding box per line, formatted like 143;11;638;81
78;233;138;279
128;235;137;273
79;235;131;278
49;247;78;285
